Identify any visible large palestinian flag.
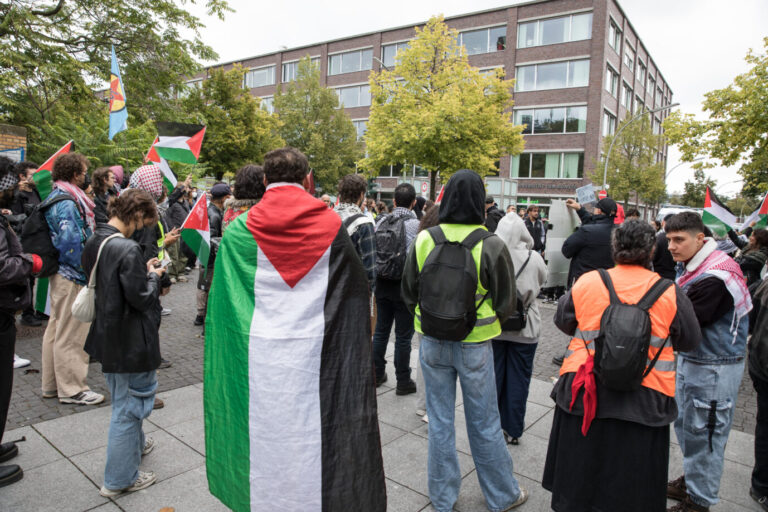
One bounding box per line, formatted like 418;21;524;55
743;194;768;231
154;122;205;164
204;184;386;512
703;187;736;237
180;194;210;269
146;137;177;193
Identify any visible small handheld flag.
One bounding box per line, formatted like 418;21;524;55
743;194;768;231
181;194;211;270
108;45;128;140
33;140;73;200
703;187;737;237
146;137;178;193
154;122;206;164
435;185;445;204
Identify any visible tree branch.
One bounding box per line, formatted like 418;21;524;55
31;0;65;17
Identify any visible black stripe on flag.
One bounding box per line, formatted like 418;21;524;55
156;121;205;137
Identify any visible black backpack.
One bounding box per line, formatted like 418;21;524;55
593;269;673;391
375;214;408;280
20;194;78;278
501;250;532;332
418;227;493;341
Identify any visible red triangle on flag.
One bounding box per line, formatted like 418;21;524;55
436;185;445;204
759;194;768;216
185;127;206;160
704;187;713;208
146;137;160;163
183;194;209;232
36;141;73;174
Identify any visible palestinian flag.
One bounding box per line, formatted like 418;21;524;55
436;184;445;203
204;184;386;512
33;141;73;201
743;194;768;231
180;194;210;269
703;187;736;237
146;137;177;193
154;122;205;164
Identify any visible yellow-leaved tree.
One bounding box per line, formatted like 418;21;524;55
358;15;524;200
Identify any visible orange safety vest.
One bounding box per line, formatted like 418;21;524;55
561;265;678;397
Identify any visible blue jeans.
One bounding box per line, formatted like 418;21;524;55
103;371;157;490
674;358;744;507
372;295;414;383
420;336;521;512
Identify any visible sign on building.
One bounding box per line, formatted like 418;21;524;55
0;147;25;163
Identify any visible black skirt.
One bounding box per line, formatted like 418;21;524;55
542;406;670;512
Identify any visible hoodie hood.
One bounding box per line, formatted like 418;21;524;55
495;214;533;252
438;169;485;225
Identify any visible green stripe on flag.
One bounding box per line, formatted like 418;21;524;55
163;176;175;195
34;170;52;201
702;210;731;238
204;213;257;510
154;146;197;164
35;277;49;314
180;229;209;269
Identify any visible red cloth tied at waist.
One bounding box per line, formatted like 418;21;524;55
569;354;597;436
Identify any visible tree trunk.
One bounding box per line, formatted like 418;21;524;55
429;170;437;201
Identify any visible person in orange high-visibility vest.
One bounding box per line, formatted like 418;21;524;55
542;220;701;512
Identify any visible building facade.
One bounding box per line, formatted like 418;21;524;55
194;0;672;211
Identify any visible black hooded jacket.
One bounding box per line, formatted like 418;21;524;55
562;214;616;287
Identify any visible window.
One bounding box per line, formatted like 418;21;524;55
458;25;506;55
511;152;585;178
655;87;663;107
635;96;644;114
335;84;371;107
328;48;373;76
244;65;275;88
603;110;616;136
636;60;646;85
648;76;656;99
652;117;661;135
517;12;593;48
622;83;633;110
624;45;634;71
514;58;589;91
381;42;409;68
352;119;367;140
608;20;621;52
260;96;274;114
514;106;586;134
605;65;618;97
177;79;202;99
281;57;320;82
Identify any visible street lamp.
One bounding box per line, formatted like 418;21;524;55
665;157;705;180
602;102;680;189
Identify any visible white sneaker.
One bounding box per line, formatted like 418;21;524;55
60;390;105;405
142;437;156;456
421;414;429;424
161;308;172;316
99;470;156;497
13;355;30;369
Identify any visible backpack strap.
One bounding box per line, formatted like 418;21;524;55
597;268;622;305
516;250;532;279
427;225;448;245
636;278;673;312
460;228;493;250
342;213;367;235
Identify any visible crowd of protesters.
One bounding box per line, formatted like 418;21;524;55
1;148;767;512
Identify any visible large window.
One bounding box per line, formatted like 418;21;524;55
635;96;645;114
648;76;656;99
603;110;616;136
260;96;274;114
281;57;320;83
328;48;373;76
624;45;634;71
605;65;618;97
458;25;507;55
244;65;275;88
622;83;633;110
514;106;587;134
636;60;646;85
515;59;589;91
655;87;663;107
352;119;367;140
381;42;409;68
511;152;584;179
335;84;371;107
517;12;593;48
608;20;621;53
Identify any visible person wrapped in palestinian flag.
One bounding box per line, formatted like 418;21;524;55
204;147;386;512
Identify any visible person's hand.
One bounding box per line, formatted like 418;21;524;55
0;208;10;216
565;199;580;210
751;220;758;228
18;181;32;192
147;258;161;273
164;228;181;246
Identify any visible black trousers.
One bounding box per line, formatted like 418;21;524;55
752;371;768;496
0;312;15;443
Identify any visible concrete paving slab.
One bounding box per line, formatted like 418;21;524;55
454;470;550;512
382;433;474;496
70;430;205;488
724;428;756;468
377;390;427;433
506;433;549;483
115;466;230;512
0;458;107;512
527;378;556;408
380;421;410;447
165;416;206;456
385;478;431;512
523;402;553;430
85;502;121;512
524;407;554;441
148;385;204;429
33;405;157;457
3;425;63;471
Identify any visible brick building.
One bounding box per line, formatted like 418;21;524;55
0;124;27;163
193;0;672;210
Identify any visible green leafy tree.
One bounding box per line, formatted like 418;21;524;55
274;57;362;192
663;37;768;197
726;195;758;219
183;65;284;180
679;169;717;207
592;116;666;211
359;15;524;200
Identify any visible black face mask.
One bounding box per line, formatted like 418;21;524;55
80;173;91;192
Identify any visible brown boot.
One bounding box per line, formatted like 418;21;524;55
153;398;164;409
667;475;687;501
667;495;710;512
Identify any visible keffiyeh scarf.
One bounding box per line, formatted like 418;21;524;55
129;164;164;201
54;180;96;231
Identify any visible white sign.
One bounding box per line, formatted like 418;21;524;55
0;147;24;163
575;184;597;206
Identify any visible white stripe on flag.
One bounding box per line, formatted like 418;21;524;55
248;247;330;511
156;136;191;149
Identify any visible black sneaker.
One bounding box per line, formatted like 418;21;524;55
552;355;564;366
751;488;768;511
159;358;172;369
375;373;388;387
194;315;205;326
0;465;22;488
20;313;42;326
396;379;417;395
0;443;18;463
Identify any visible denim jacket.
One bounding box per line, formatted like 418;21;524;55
44;189;92;285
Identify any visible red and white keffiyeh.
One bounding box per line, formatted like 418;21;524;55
129;164;164;201
54;180;96;231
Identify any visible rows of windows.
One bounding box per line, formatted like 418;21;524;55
515;58;589;92
458;25;507;55
511;152;584;179
378;163;430;177
517;12;592;48
336;84;371;107
282;57;320;82
328;48;373;76
514;106;587;134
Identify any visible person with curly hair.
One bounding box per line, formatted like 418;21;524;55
222;164;265;232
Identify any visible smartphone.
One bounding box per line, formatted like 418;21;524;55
160;258;172;269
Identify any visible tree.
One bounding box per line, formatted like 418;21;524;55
183;65;284;180
358;16;524;200
274;57;362;192
591;115;666;213
679;169;717;207
663;37;768;197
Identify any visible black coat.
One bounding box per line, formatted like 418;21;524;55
82;224;162;373
562;215;616;287
652;232;677;280
0;216;33;314
525;217;547;252
93;189;117;225
11;188;40;216
484;204;505;233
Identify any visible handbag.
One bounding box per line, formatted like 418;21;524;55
501;250;533;332
71;232;123;323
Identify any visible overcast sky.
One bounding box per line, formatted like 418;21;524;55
188;0;767;196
